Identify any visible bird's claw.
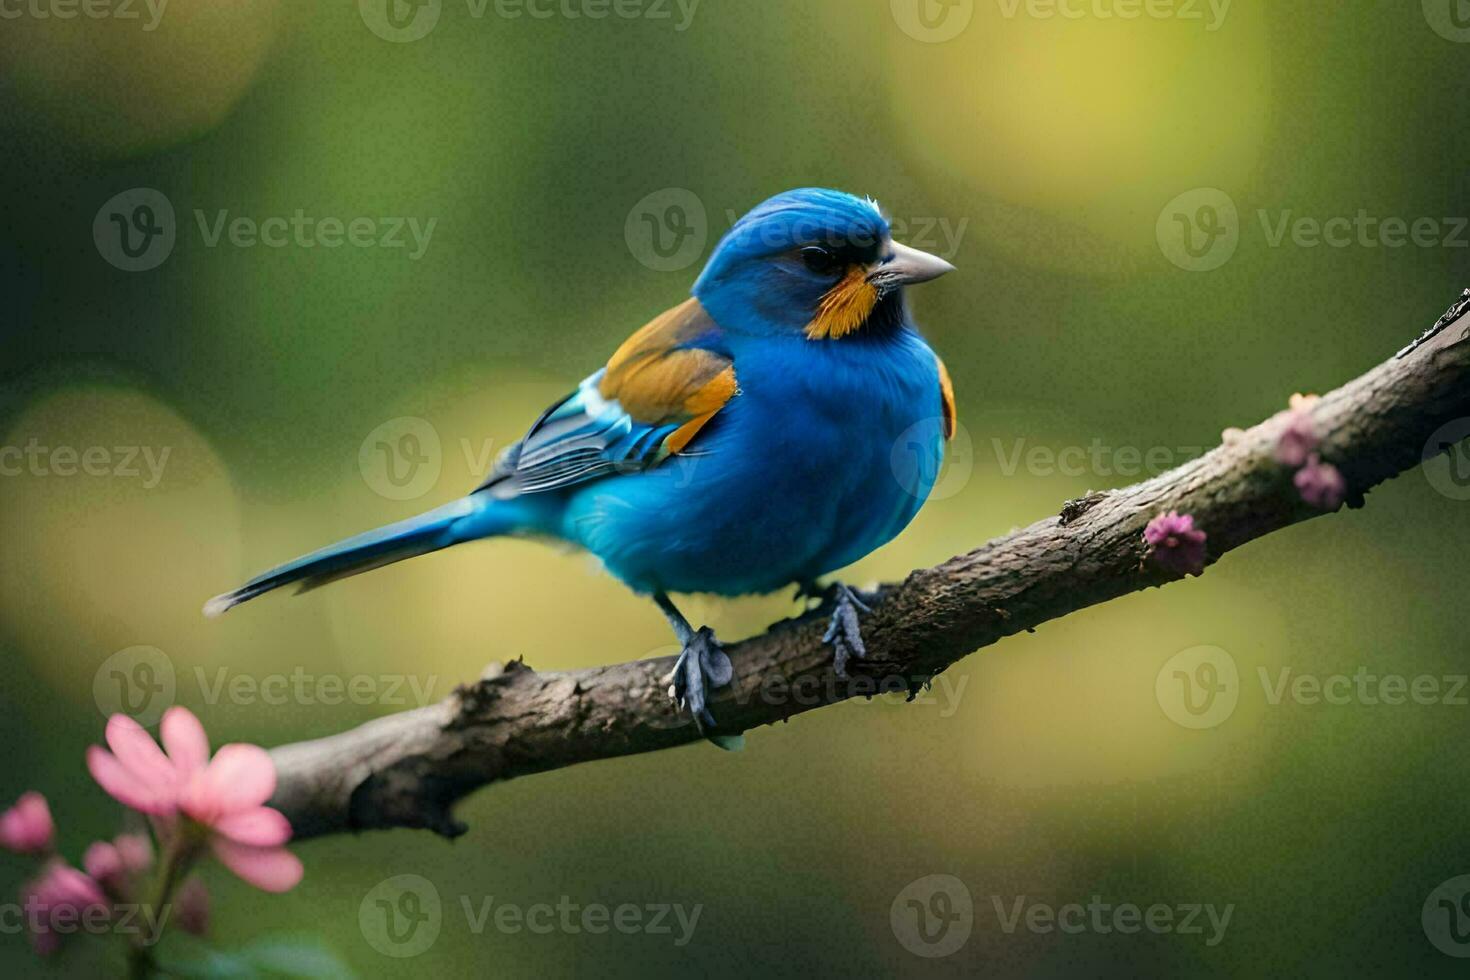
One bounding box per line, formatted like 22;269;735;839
822;584;871;679
668;626;732;732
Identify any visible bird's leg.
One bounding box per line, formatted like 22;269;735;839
819;582;874;679
793;580;825;605
655;593;733;732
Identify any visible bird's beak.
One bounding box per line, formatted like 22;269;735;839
870;241;956;288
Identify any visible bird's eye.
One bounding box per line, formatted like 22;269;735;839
800;245;840;276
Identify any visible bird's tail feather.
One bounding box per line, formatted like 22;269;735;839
203;494;516;617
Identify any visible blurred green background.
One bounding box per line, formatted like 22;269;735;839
1;0;1468;975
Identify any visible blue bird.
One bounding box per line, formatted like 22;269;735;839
205;188;956;738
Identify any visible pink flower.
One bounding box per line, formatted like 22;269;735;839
1143;510;1208;577
1295;454;1346;509
86;712;192;816
0;792;54;855
87;707;302;893
22;861;108;956
176;876;210;936
83;833;153;896
1274;406;1319;467
179;746;301;893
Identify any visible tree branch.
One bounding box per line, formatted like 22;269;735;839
269;290;1470;841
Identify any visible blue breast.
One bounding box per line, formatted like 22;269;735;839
560;325;945;596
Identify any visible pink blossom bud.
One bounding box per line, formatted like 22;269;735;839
1143;510;1207;577
0;792;54;855
1274;408;1319;467
1294;454;1346;509
23;861;108;956
82;842;123;890
84;833;153;896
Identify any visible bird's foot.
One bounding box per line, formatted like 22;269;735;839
821;583;872;679
668;626;733;732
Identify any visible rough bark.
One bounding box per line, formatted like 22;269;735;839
269;290;1470;841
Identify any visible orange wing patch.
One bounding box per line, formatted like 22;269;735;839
600;298;737;457
662;366;737;455
936;354;957;440
603;298;717;381
805;265;879;340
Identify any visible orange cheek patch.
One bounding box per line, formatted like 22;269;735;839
805;265;878;340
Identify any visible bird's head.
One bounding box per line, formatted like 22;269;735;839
692;188;954;340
